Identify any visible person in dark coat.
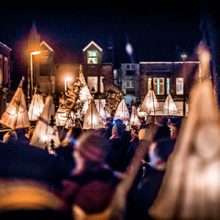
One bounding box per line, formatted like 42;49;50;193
123;127;139;169
0;141;66;189
106;123;125;171
61;131;120;214
55;127;82;177
125;136;175;220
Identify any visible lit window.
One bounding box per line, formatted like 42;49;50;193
100;76;104;93
88;76;98;93
147;78;152;91
176;77;184;95
113;69;118;79
166;78;170;94
87;50;98;64
153;78;165;95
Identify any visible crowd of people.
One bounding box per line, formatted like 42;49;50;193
0;115;181;219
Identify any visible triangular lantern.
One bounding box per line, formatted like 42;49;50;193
55;105;74;128
114;99;130;122
30;96;60;152
0;80;30;129
81;100;90;115
83;100;105;130
150;45;220;219
163;93;179;115
140;89;160;115
95;99;107;122
28;92;44;121
130;106;141;126
79;65;92;102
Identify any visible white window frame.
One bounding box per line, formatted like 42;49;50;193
153;77;165;95
176;77;184;95
166;78;170;94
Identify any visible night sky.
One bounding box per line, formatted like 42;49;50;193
0;0;204;84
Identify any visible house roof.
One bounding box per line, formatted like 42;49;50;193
40;40;54;52
82;41;103;52
0;42;12;51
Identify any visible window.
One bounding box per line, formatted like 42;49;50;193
87;50;98;64
147;78;152;91
153;78;165;95
113;69;118;79
87;76;98;93
166;78;170;94
126;80;134;88
100;76;104;93
176;77;184;95
125;64;136;70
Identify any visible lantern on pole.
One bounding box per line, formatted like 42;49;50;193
140;89;160;115
130;106;141;126
28;88;44;121
114;99;130;122
150;47;220;219
83;100;105;130
0;79;30;129
163;93;179;116
30;96;60;152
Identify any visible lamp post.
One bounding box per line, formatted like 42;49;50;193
28;51;41;100
181;52;187;116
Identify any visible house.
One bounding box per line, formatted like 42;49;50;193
0;41;11;117
27;23;55;98
0;42;11;89
82;41;114;98
119;63;140;105
118;61;199;116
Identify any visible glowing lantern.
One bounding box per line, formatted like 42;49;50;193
30;96;60;152
149;46;220;219
130;106;141;126
55;106;74;128
163;93;179;115
28;92;44;121
81;100;89;115
0;80;30;129
83;100;105;130
95;99;107;122
114;99;130;122
140;89;160;115
79;65;92;102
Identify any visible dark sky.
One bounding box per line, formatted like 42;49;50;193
0;0;203;71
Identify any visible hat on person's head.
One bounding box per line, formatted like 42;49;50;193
75;131;109;162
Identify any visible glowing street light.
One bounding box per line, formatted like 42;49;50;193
28;50;41;100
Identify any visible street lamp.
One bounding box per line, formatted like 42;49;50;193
180;52;188;116
28;51;41;100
